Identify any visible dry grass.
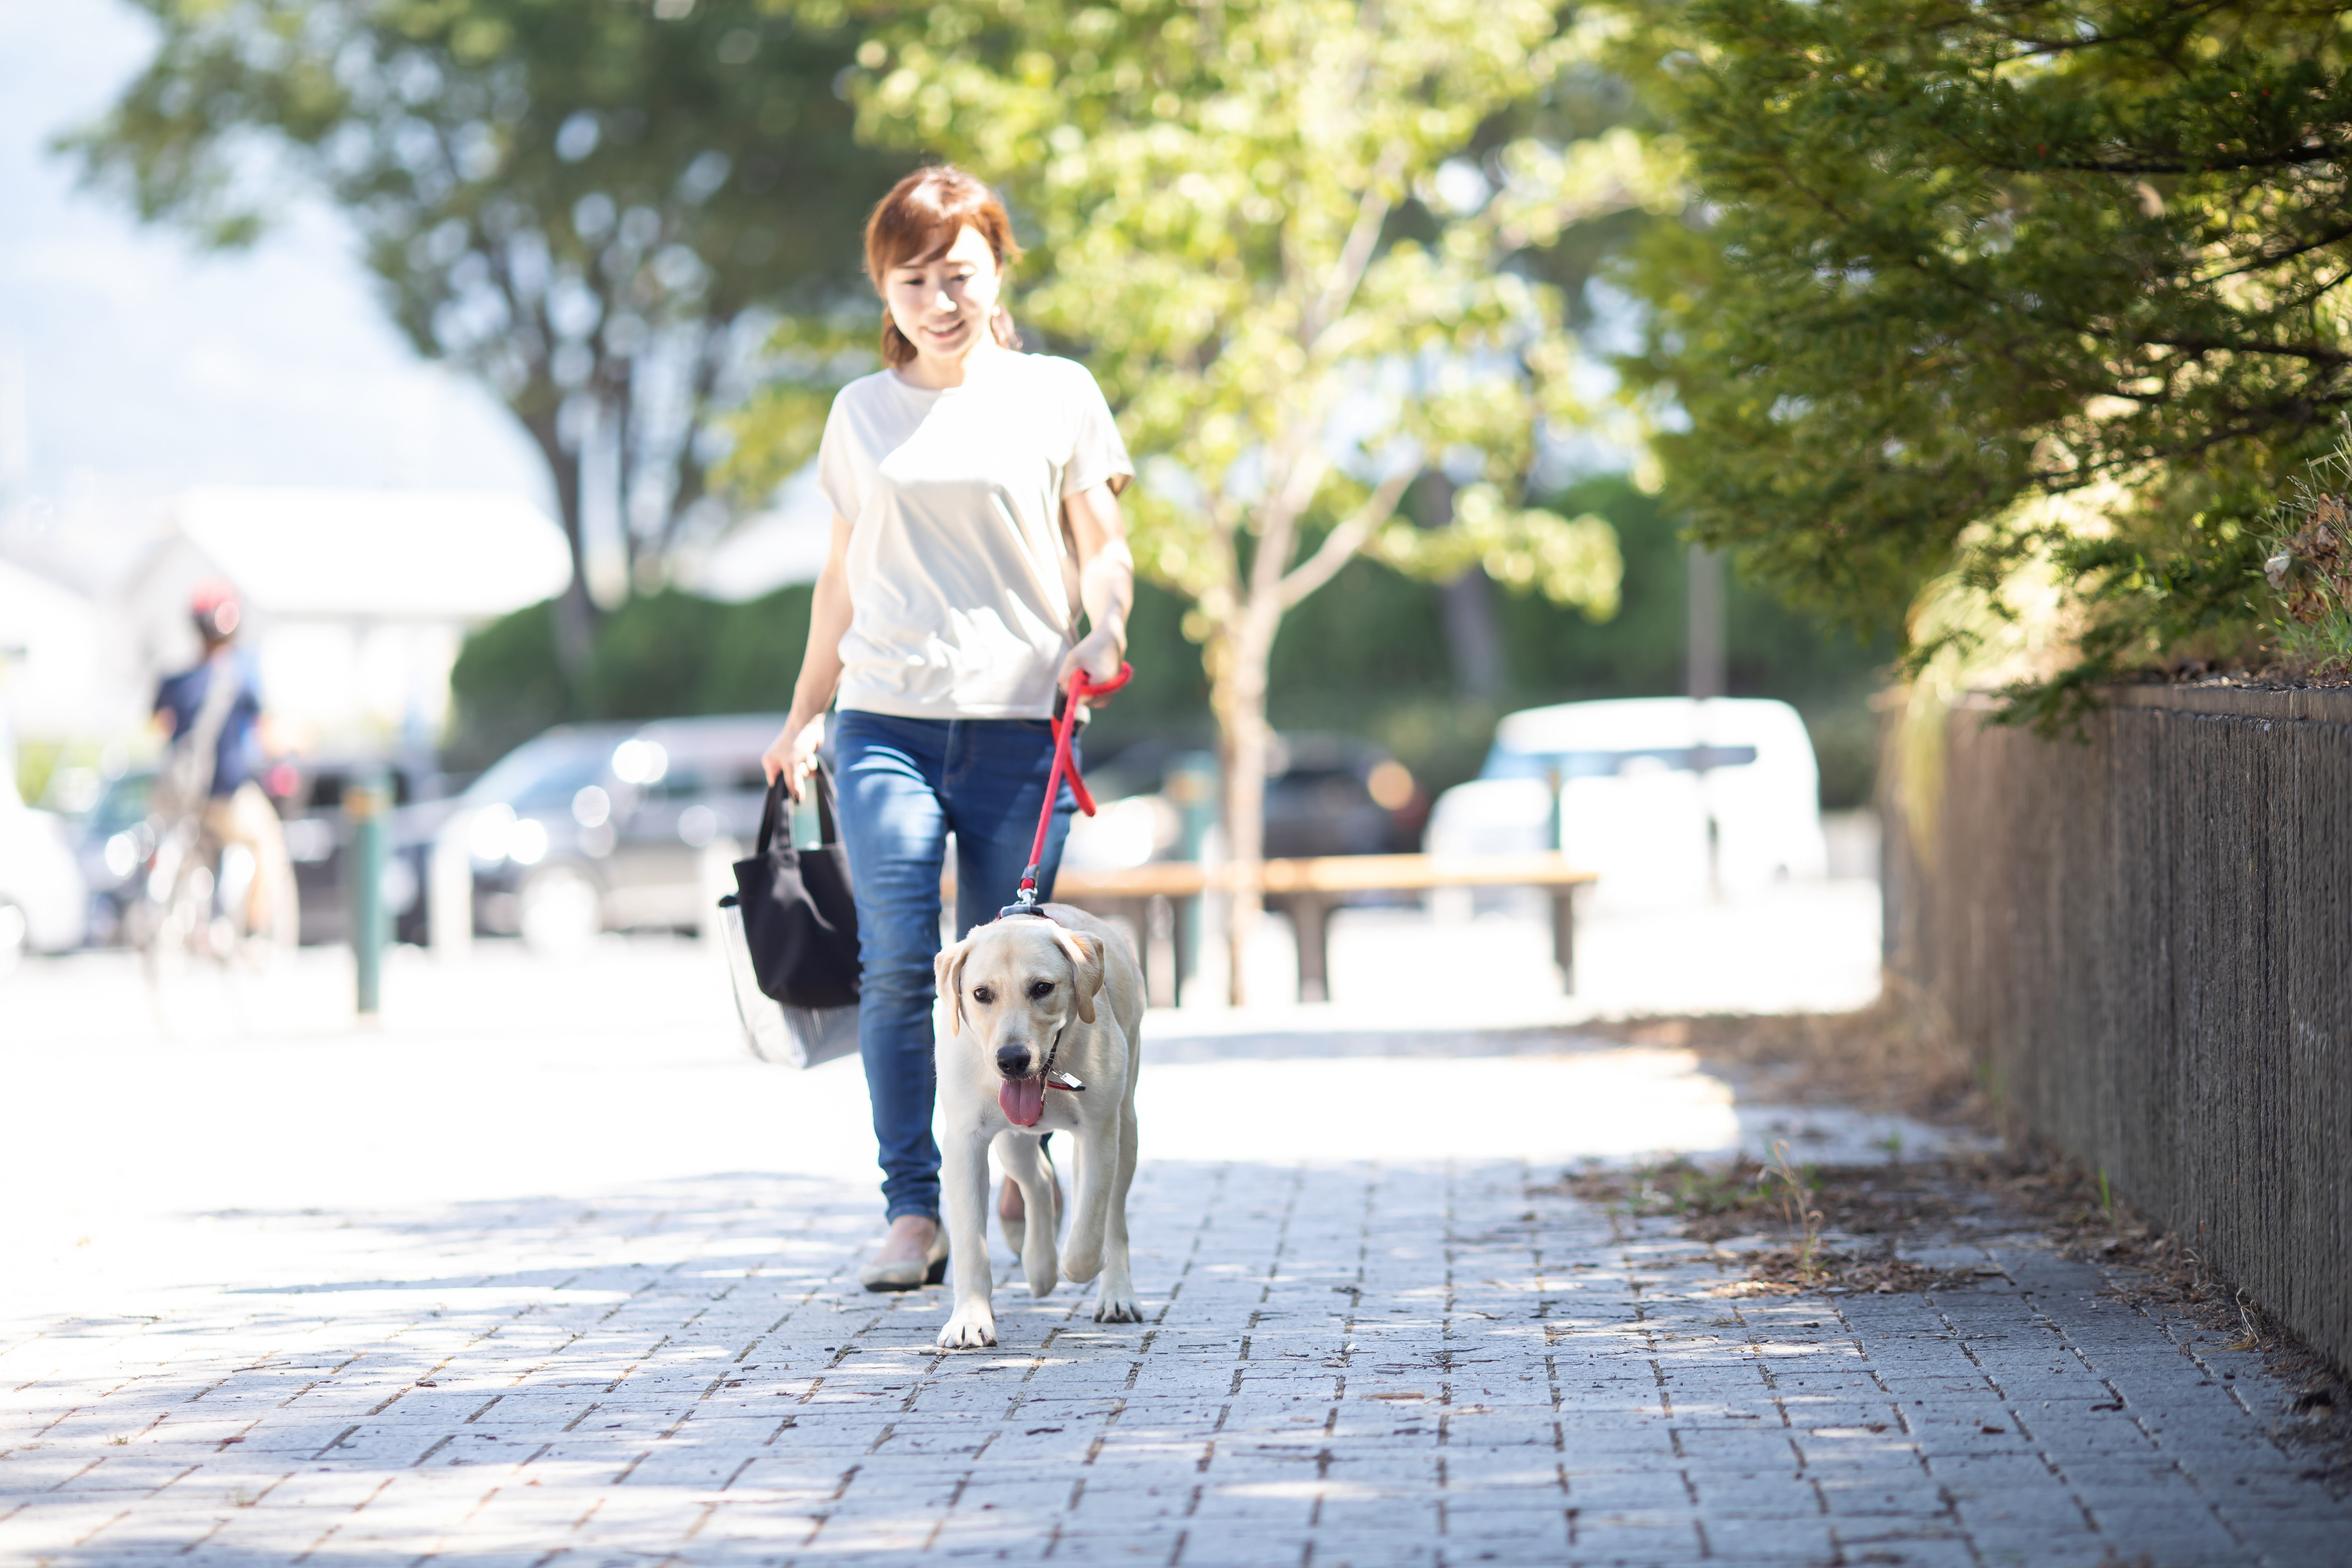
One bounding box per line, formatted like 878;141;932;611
2136;657;2352;688
1551;1152;2026;1297
1710;1250;1999;1298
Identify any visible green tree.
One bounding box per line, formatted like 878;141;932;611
1619;0;2352;718
788;0;1676;999
63;0;903;673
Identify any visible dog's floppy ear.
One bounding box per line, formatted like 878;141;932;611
1052;930;1104;1024
935;939;974;1036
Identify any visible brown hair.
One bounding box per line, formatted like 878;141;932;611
864;165;1023;366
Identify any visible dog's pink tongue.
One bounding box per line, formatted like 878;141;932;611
1000;1077;1045;1127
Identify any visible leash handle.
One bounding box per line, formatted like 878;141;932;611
1064;662;1133;704
1014;663;1133;904
1056;662;1131;818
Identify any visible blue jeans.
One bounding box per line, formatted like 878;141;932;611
831;709;1077;1223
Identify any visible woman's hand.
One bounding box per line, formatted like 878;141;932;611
1056;626;1126;707
764;514;854;801
761;712;826;800
1060;483;1132;710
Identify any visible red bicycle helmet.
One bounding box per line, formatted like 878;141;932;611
190;578;242;642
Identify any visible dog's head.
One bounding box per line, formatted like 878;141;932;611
935;916;1105;1080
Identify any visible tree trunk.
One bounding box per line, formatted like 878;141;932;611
526;409;598;686
1439;573;1506;699
1686;544;1727;700
1415;473;1506;700
1214;608;1278;1006
555;576;597;688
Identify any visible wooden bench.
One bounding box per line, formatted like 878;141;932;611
945;853;1597;1004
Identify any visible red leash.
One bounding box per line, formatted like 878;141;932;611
1008;662;1132;913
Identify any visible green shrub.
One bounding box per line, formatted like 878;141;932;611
1617;0;2352;722
445;586;814;774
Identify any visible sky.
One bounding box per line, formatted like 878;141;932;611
0;0;551;589
0;0;1626;604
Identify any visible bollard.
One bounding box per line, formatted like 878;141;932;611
427;815;473;966
696;835;741;952
346;770;390;1018
1163;751;1219;1004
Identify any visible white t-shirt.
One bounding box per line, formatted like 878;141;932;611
817;350;1134;721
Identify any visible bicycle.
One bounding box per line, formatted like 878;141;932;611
125;799;299;1029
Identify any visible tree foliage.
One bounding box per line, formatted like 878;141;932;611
63;0;903;666
1619;0;2352;717
853;0;1656;635
747;0;1680;996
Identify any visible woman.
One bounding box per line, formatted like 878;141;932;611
761;166;1135;1290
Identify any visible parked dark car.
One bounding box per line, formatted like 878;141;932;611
275;757;453;946
457;716;780;951
1261;733;1427;857
70;768;158;945
1085;732;1428;858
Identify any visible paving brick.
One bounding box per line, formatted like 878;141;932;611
5;1082;2349;1568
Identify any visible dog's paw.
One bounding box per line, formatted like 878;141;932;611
1092;1289;1144;1324
1060;1242;1100;1284
938;1307;998;1349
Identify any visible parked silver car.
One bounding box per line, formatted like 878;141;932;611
458;716;783;953
0;793;88;971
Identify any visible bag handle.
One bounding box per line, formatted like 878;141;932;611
755;760;843;855
756;774;788;856
813;762;841;844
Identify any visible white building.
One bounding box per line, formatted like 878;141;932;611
5;488;571;761
0;558;128;751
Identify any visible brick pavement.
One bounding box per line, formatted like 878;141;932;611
4;1154;2345;1567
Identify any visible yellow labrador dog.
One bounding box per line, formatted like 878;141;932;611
932;904;1144;1349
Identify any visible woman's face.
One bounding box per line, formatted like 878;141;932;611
883;224;1002;369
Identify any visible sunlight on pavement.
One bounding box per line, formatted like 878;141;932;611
0;903;1925;1331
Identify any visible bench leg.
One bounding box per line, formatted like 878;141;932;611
1282;894;1333;1003
1169;895;1189;1008
1551;887;1577;994
1113;898;1156;1007
1143;894;1177;1008
1063;897;1159;1006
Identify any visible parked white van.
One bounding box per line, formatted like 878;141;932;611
1427;697;1827;908
0;793;90;972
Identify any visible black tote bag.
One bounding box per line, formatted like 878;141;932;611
722;763;861;1009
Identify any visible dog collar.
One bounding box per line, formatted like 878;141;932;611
1041;1018;1067;1088
974;908;1084;1111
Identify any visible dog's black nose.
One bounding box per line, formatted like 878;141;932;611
995;1045;1032;1077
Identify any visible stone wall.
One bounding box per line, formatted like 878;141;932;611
1886;684;2352;1370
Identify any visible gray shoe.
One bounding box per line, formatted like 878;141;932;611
997;1154;1063;1231
859;1227;949;1292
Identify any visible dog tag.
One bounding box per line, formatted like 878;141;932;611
1045;1070;1086;1093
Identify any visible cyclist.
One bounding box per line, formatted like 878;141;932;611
152;580;295;944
